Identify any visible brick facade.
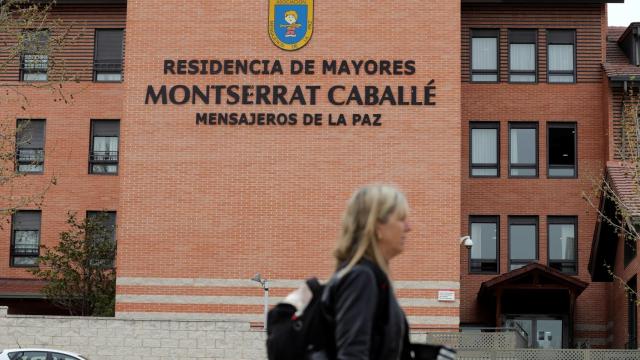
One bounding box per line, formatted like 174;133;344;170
1;0;637;349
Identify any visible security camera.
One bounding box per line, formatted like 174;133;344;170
251;273;262;283
459;236;473;250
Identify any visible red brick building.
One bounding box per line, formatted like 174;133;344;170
0;0;638;350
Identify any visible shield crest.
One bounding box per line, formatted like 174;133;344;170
268;0;313;51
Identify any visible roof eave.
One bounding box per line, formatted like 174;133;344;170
617;23;640;44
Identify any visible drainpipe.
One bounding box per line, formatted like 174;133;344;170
635;26;640;66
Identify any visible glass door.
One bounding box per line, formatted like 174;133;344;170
535;319;563;349
505;316;564;349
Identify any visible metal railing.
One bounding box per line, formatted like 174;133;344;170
457;349;640;360
17;148;44;163
414;328;528;351
93;59;122;81
89;150;118;163
11;246;39;257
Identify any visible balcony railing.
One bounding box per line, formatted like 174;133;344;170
11;246;39;257
17;148;44;163
89;150;118;163
456;349;640;360
93;59;122;82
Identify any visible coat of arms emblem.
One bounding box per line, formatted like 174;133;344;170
268;0;313;51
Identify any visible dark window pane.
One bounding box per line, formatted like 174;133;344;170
548;125;576;177
16;119;45;173
87;211;117;242
95;30;123;61
11;211;41;267
10;351;48;360
51;353;81;360
94;29;123;82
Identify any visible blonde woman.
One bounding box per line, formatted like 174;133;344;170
322;185;411;360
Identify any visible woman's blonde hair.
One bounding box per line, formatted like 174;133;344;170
334;185;408;275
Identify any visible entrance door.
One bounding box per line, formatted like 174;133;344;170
505;316;564;349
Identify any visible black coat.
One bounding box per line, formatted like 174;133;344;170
321;259;408;360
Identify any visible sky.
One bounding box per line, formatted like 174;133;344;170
608;1;640;26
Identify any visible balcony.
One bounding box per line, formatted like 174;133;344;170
93;59;122;82
89;150;118;174
16;148;44;173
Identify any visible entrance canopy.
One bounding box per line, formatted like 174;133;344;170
478;263;588;335
479;263;588;300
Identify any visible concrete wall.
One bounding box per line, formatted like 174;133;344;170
0;307;267;360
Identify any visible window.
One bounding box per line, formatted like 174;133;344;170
89;120;119;174
471;29;499;82
470;122;499;177
547;30;576;83
548;216;577;274
509;122;538;177
51;353;83;360
86;211;116;242
15;119;45;173
7;351;48;360
509;216;538;270
94;29;124;82
10;211;41;267
509;30;537;83
86;211;116;268
469;216;499;273
547;123;576;178
19;30;49;82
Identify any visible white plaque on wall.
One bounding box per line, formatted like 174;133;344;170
438;290;455;302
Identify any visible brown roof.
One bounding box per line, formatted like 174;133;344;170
479;263;588;298
603;26;640;79
607;161;640;218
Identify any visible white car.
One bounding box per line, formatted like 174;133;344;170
0;349;89;360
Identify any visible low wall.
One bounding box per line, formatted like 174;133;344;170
0;307;267;360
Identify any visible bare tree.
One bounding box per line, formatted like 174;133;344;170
0;0;82;225
584;87;640;299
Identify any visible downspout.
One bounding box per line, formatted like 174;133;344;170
635;26;640;66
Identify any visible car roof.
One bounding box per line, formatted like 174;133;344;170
1;349;84;357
